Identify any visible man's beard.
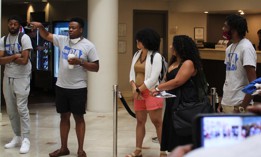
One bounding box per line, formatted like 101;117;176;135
9;29;19;35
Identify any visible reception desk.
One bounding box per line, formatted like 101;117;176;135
199;48;261;101
199;48;261;63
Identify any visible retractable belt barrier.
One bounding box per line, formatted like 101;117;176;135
118;91;136;118
113;85;137;157
113;85;118;157
210;87;219;112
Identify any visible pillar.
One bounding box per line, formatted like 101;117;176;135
87;0;118;112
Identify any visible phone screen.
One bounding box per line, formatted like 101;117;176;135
199;115;261;148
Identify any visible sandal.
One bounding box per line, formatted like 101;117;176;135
49;148;70;157
160;151;167;157
126;147;142;157
78;151;87;157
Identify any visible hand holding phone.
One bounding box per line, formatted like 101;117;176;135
193;113;261;148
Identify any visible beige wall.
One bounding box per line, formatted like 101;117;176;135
246;14;261;48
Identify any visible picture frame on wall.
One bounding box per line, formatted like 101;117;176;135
118;23;127;37
118;40;127;54
194;27;204;40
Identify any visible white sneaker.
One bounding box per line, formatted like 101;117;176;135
4;136;22;149
19;138;30;154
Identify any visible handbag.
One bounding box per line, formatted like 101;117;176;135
172;71;213;136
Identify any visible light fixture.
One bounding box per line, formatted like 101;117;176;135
204;11;208;14
238;10;245;15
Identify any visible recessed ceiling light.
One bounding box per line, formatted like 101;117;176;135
204;11;208;14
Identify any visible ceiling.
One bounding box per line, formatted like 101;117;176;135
2;0;261;14
2;0;84;4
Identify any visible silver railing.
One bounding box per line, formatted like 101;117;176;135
210;87;219;112
113;85;118;157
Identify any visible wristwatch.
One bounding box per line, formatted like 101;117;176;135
238;106;245;113
80;59;84;66
155;85;160;92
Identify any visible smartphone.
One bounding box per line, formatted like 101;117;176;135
193;113;261;148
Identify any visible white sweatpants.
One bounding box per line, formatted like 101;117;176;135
3;76;30;138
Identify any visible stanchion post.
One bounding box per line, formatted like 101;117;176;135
210;87;216;112
113;85;118;157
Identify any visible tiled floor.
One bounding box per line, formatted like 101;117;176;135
0;91;161;157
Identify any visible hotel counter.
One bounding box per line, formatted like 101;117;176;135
199;48;261;63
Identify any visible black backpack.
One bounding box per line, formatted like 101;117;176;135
150;52;168;83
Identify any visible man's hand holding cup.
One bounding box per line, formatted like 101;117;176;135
68;53;76;69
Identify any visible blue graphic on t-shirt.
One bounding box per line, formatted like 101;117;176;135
62;46;83;59
5;43;22;55
226;53;238;71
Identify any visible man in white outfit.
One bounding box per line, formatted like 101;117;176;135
0;15;32;154
219;14;256;113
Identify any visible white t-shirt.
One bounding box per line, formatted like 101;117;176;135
222;38;256;106
0;33;32;78
53;34;99;89
185;134;261;157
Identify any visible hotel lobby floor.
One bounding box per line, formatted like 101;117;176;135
0;96;161;157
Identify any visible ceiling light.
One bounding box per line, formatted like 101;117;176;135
204;11;208;14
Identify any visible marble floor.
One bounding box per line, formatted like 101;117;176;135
0;91;161;157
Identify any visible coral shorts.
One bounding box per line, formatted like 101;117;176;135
134;89;163;111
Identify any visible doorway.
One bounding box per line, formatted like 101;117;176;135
133;10;168;60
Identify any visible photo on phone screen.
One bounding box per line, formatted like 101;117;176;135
193;114;261;148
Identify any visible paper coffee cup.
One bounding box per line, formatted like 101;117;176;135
68;53;76;69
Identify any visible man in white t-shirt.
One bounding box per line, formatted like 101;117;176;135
219;14;256;113
30;18;99;157
0;15;32;154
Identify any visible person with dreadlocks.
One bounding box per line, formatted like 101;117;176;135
219;14;256;113
151;35;208;156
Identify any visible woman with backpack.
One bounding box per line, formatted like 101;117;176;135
127;28;164;157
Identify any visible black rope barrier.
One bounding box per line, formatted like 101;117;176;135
118;91;136;118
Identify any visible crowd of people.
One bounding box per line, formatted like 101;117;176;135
128;13;260;157
0;13;260;157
